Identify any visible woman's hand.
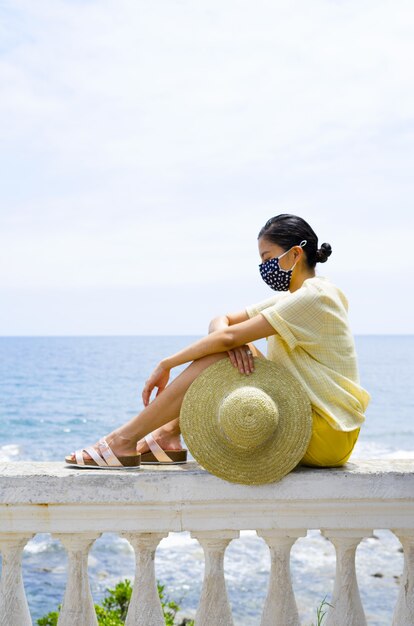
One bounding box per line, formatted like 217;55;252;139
227;345;255;375
142;363;171;406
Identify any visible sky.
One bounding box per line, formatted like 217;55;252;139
0;0;413;335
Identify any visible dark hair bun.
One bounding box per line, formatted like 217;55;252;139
316;242;332;263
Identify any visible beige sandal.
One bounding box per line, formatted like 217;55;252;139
65;438;141;470
140;433;188;465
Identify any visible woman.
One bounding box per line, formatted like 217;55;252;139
66;214;370;469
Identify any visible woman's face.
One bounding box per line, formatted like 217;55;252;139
258;237;295;271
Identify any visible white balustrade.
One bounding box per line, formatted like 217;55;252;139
0;459;413;625
257;529;307;626
0;532;34;626
392;529;414;626
53;532;101;626
191;531;238;626
321;528;372;626
121;532;168;626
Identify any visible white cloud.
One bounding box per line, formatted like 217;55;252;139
0;0;413;333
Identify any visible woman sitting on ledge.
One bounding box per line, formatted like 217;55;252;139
65;214;370;470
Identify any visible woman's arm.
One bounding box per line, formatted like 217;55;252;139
142;314;274;405
209;310;256;372
208;310;250;333
164;314;272;370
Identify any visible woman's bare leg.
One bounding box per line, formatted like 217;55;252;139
136;342;266;453
68;352;229;462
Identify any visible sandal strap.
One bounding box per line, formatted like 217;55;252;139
75;449;86;465
74;446;108;467
145;433;173;463
97;439;123;467
84;445;108;467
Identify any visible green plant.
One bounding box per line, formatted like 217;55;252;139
158;582;181;626
37;611;59;626
100;579;132;622
37;579;194;626
311;596;333;626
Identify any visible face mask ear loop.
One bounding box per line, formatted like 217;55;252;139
289;240;307;272
283;239;307;258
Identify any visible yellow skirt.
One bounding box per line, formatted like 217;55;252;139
300;411;360;468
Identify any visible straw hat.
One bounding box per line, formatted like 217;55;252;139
180;358;312;485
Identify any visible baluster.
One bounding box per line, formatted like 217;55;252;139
54;532;100;626
0;532;34;626
121;532;168;626
391;529;414;625
191;530;238;626
321;528;372;626
257;529;307;626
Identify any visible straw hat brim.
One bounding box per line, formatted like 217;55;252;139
180;358;312;485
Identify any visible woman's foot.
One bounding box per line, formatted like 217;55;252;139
66;424;184;464
66;430;139;464
135;427;183;455
135;427;187;464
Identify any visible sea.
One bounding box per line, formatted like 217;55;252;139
0;335;413;625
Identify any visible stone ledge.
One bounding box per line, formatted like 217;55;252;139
0;459;413;504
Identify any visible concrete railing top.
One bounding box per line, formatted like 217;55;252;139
1;459;413;504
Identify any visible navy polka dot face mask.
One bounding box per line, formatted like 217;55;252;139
259;240;307;291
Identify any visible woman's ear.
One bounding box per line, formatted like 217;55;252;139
293;245;304;260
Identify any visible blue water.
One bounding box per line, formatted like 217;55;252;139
0;335;413;625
